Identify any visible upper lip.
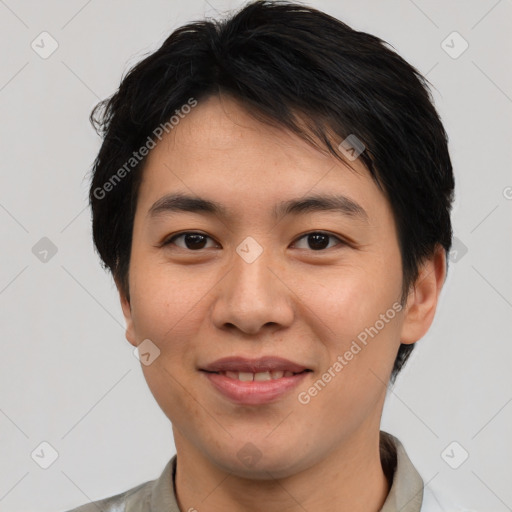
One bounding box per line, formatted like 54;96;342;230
200;356;310;373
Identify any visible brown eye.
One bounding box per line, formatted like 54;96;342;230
162;231;344;252
293;232;344;251
164;232;217;250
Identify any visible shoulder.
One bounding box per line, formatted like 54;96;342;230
421;486;477;512
63;478;154;512
63;456;178;512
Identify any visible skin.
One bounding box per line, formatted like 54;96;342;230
118;93;446;512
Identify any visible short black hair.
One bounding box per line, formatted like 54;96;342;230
88;0;454;381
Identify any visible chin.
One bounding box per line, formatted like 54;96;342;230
210;443;313;481
227;459;301;481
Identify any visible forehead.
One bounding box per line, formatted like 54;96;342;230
136;94;387;223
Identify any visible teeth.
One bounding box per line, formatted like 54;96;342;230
220;370;297;381
254;371;271;381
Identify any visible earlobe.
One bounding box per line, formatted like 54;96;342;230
400;244;447;345
115;279;137;347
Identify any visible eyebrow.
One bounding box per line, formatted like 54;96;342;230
147;192;368;223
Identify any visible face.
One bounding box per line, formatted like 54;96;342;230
119;94;443;479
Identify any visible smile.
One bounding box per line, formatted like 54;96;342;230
199;356;312;405
215;370;300;381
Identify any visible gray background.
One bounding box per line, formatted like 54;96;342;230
0;0;511;510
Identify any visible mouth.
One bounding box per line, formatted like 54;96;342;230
199;356;313;405
202;369;310;381
200;355;311;374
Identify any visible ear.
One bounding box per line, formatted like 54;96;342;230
400;244;447;345
115;278;137;347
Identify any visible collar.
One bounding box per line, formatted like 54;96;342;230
149;431;424;511
379;431;424;511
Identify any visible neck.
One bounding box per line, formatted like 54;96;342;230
173;426;390;512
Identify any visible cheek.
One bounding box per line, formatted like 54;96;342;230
141;359;214;443
129;260;209;344
297;256;404;398
296;261;402;340
299;277;403;426
129;268;209;425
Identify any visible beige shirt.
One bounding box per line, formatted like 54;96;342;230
65;432;447;512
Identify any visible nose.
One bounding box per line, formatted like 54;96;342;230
211;243;295;336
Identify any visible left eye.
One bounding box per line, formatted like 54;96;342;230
293;232;344;251
163;231;343;251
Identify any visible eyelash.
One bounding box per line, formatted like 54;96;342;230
161;231;347;252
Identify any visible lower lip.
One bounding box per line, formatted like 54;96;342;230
201;371;310;405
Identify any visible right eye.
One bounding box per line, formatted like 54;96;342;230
162;231;219;251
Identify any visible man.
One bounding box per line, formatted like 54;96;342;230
68;1;458;510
